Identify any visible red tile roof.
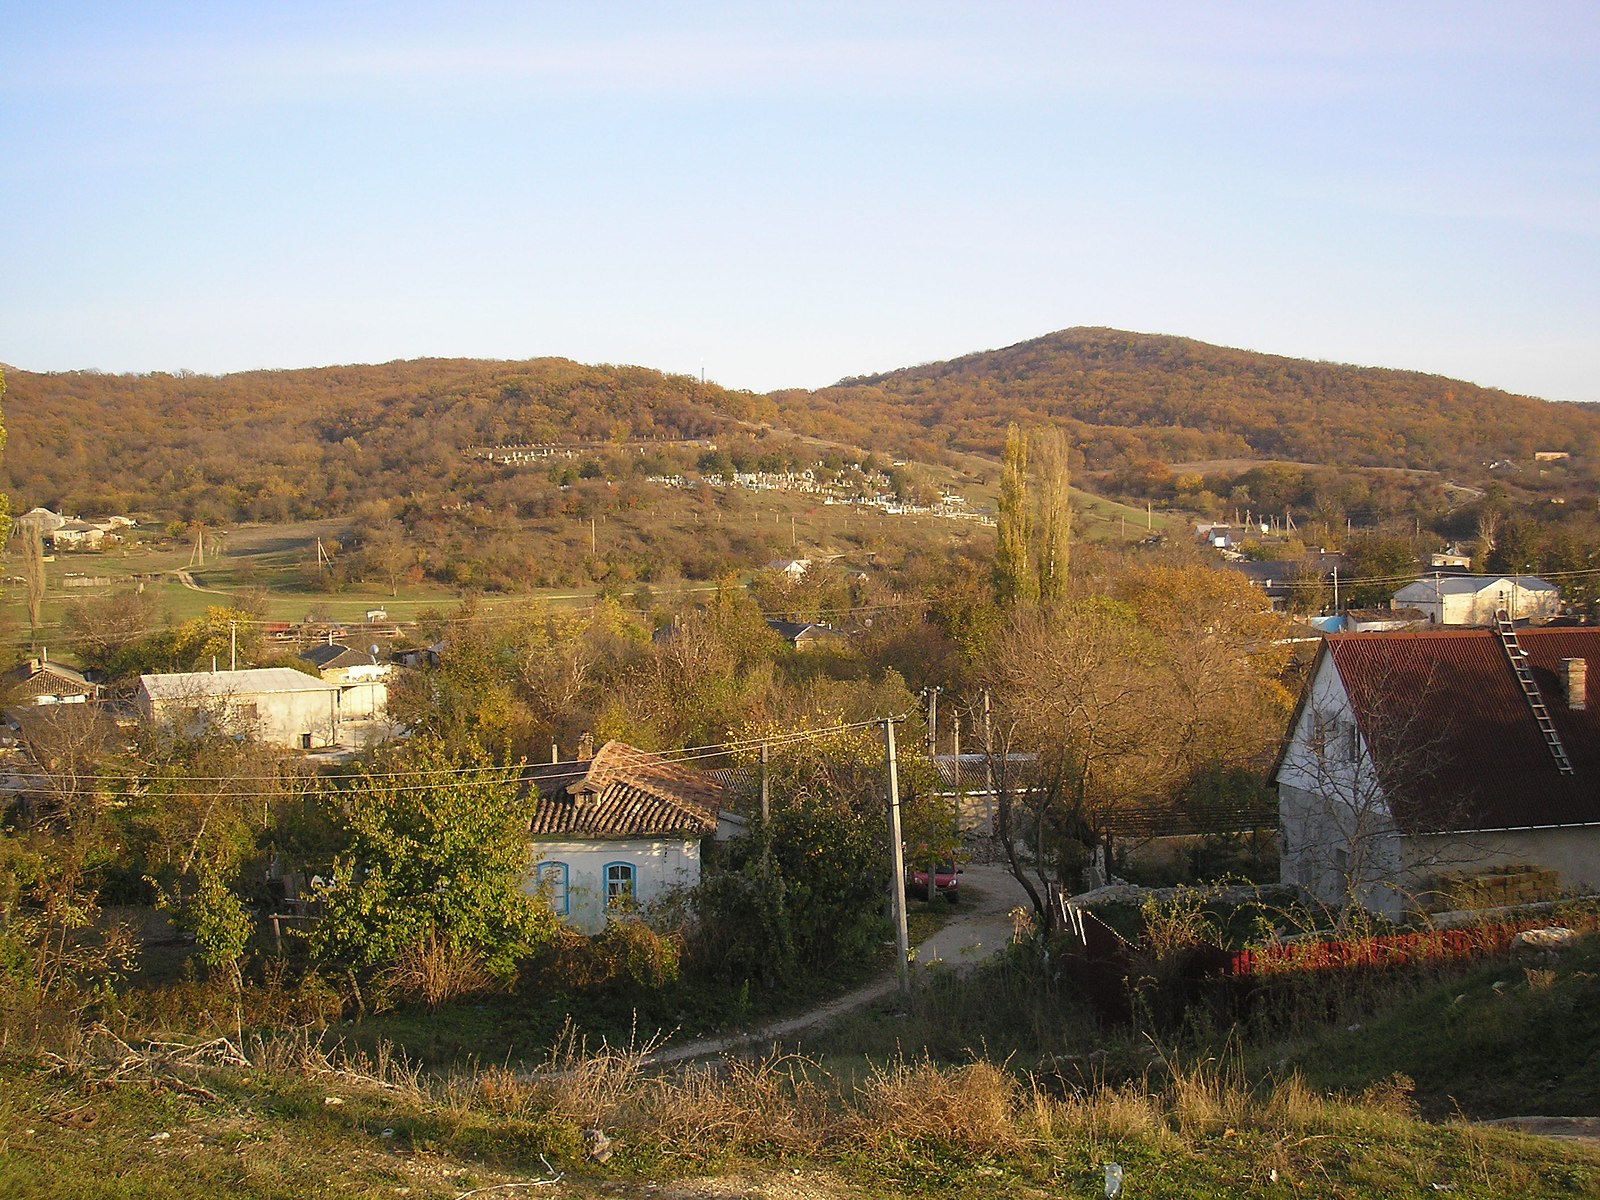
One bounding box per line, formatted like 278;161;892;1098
1320;628;1600;834
524;740;721;839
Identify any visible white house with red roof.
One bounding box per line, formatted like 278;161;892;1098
522;741;732;932
1276;625;1600;918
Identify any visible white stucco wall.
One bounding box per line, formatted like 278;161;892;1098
326;664;391;719
142;686;341;748
1276;653;1407;916
525;837;701;933
1393;579;1560;626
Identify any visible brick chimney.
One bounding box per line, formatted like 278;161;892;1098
1561;658;1587;710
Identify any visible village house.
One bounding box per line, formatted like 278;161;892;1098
4;656;96;706
50;519;110;551
1275;625;1600;920
765;619;847;650
523;741;731;933
298;643;393;719
1391;574;1560;626
766;558;812;579
135;667;343;749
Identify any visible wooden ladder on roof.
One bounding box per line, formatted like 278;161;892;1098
1494;608;1574;775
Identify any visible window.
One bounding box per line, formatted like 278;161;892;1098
1307;713;1329;758
604;861;636;907
536;861;569;915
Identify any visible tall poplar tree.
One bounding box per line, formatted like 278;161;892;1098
1034;426;1071;604
995;423;1036;606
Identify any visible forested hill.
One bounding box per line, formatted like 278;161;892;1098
2;358;772;520
771;328;1600;475
7;330;1598;522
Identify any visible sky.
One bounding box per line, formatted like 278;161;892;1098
3;3;1597;401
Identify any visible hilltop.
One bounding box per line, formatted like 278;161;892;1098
774;327;1600;477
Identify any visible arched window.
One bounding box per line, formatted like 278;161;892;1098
604;861;636;907
536;861;569;915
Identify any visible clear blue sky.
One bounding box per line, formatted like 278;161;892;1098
3;3;1597;401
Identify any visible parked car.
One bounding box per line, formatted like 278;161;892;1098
907;861;961;903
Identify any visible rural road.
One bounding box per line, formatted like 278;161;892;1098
643;863;1031;1066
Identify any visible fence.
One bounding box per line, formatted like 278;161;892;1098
1228;923;1527;977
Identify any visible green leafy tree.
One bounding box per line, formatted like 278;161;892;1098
308;737;557;992
691;798;886;990
1340;532;1420;608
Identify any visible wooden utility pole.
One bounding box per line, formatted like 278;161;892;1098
760;740;772;884
882;718;911;997
759;741;770;823
982;689;997;845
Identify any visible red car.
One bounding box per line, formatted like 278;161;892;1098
908;861;961;903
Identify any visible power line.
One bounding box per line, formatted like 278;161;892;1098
9;717;903;799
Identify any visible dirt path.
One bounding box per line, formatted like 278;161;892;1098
172;568;231;596
643;864;1030;1067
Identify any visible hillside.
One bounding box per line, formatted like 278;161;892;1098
0;358;774;521
6;330;1598;526
773;327;1600;477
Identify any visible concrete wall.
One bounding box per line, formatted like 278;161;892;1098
1403;826;1600;904
326;663;391;719
144;687;341;748
525;837;701;934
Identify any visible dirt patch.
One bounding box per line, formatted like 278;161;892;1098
598;1171;858;1199
1481;1116;1600;1143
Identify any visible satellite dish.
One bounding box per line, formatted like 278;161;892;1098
368;644;381;663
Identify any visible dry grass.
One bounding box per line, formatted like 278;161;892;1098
852;1056;1027;1153
375;935;495;1010
648;1055;836;1154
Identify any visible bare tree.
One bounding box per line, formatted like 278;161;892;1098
1277;663;1474;923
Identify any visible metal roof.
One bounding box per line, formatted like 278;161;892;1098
138;667;340;700
1314;627;1600;834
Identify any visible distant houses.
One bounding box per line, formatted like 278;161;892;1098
15;507;136;551
1391;575;1560;626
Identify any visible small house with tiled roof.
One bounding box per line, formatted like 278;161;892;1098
4;656;96;706
522;740;728;932
1275;625;1600;918
765;619;846;650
